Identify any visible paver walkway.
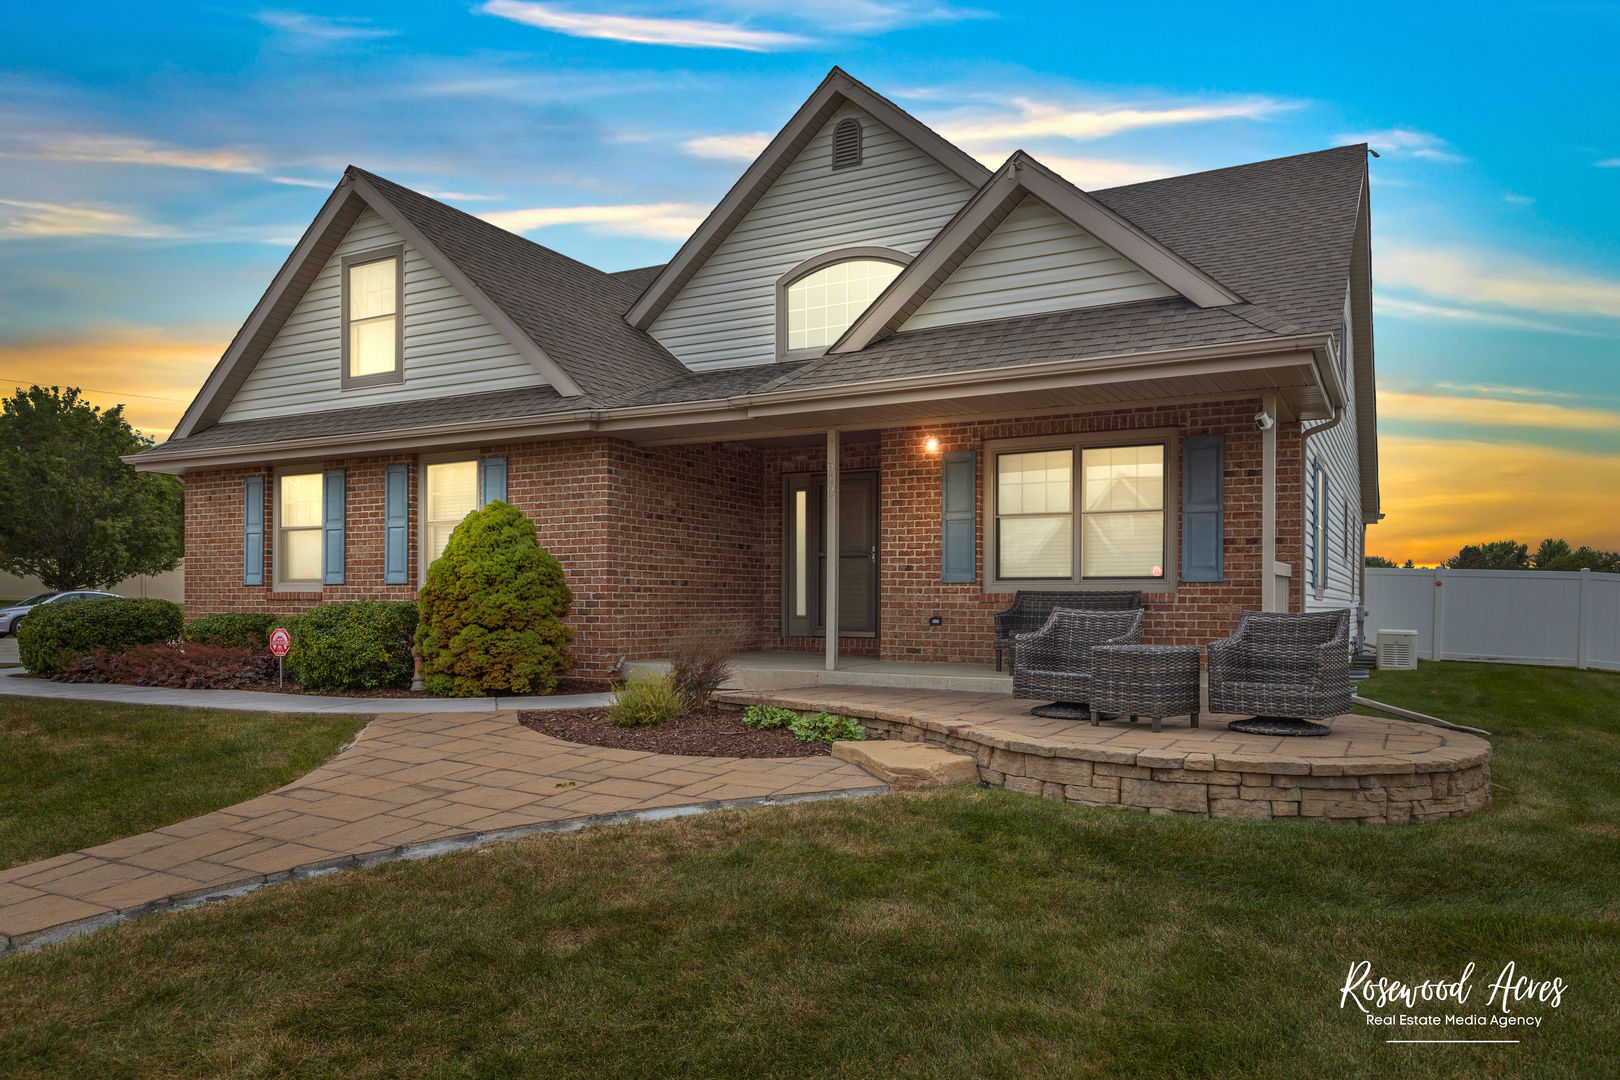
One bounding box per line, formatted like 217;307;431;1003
0;712;883;951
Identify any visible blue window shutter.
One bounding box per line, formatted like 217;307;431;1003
479;456;507;506
1180;435;1224;582
243;475;264;586
384;464;409;585
322;469;346;585
941;450;977;583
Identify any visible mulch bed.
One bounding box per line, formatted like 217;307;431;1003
519;705;827;758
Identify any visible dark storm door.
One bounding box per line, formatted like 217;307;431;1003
782;471;879;637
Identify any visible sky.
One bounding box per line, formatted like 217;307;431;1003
2;1;1617;566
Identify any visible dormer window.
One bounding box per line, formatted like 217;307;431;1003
779;250;905;359
832;117;862;169
342;245;403;388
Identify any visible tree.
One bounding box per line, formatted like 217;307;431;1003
1364;555;1399;568
1443;540;1529;570
1532;538;1572;569
0;386;182;591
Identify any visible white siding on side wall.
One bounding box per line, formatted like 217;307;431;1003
648;104;978;370
901;196;1176;332
1304;290;1363;615
222;207;546;422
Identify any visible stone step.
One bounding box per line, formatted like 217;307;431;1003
830;740;981;790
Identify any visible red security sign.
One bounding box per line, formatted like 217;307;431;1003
268;628;291;657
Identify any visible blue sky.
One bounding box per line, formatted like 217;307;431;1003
2;0;1617;561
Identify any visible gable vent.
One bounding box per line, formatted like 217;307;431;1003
832;117;863;170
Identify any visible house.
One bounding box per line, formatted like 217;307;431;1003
132;68;1379;679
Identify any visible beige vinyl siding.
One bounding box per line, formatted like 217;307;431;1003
902;196;1176;333
222;207;546;422
648;104;978;370
1305;290;1363;613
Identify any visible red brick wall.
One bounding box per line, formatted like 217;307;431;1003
183;404;1307;675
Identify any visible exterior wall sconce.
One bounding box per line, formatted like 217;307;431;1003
923;436;940;453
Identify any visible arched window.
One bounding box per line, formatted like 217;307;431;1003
779;250;906;357
832;117;862;169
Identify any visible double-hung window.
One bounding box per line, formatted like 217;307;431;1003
989;439;1169;585
342;246;403;387
423;460;479;566
277;472;324;586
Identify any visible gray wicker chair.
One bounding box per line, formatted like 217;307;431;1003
1207;610;1353;736
1011;608;1144;719
994;590;1142;671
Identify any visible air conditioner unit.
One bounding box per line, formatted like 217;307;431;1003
1376;629;1418;671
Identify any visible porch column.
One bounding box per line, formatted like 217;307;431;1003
825;428;840;670
1261;391;1279;612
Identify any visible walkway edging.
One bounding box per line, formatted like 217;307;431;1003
3;784;887;955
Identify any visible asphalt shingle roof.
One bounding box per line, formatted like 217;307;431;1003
140;146;1365;461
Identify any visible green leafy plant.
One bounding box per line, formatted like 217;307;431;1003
605;672;687;728
741;704;799;730
667;633;738;709
416;501;573;697
288;601;417;692
17;597;183;676
787;711;867;745
183;612;282;649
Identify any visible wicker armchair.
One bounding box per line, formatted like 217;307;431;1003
1011;608;1145;719
993;590;1142;671
1207;610;1353;736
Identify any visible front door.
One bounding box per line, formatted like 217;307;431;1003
783;471;879;637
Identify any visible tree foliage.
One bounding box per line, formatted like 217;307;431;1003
0;386;182;591
1443;539;1530;570
1363;555;1399;568
1437;538;1620;573
416;501;573;697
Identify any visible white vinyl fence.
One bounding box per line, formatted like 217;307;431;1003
1364;567;1620;671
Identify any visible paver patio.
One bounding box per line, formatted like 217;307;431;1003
0;711;884;952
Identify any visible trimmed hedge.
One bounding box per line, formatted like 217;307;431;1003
416;501;573;697
288;601;417;692
183;612;282;650
17;597;183;676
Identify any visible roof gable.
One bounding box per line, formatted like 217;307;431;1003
625;67;991;331
833;152;1242;353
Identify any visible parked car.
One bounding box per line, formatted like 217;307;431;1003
0;590;119;635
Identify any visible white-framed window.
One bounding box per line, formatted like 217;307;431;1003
276;471;323;586
422;459;479;572
1311;461;1329;592
778;252;905;359
342;246;403;387
985;434;1172;589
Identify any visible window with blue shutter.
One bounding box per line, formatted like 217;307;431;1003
322;470;346;585
1180;435;1224;582
941;450;976;583
384;464;409;585
479;456;507;506
243;475;265;586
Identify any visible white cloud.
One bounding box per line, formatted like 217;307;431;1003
1596;158;1620;168
479;1;812;51
254;10;397;44
0;199;177;240
1006;154;1183;189
1503;192;1535;205
0;130;331;188
480;201;707;240
1337;127;1465;163
420;190;505;203
682;131;771;161
1380;248;1620;319
1374;296;1594;336
934;95;1291;147
1380;390;1620;433
732;0;988;32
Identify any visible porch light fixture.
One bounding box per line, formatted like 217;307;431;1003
924;436;940;453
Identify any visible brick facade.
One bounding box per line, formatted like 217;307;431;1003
183;400;1309;676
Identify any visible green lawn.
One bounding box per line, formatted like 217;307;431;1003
2;663;1618;1079
0;699;366;869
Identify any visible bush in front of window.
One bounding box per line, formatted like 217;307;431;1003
415;500;574;697
288;600;418;692
182;612;283;650
17;596;183;676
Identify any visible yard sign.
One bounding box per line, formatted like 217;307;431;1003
269;627;290;687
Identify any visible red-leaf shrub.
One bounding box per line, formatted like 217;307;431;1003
57;642;280;689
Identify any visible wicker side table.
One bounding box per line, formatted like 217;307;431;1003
1089;644;1202;733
